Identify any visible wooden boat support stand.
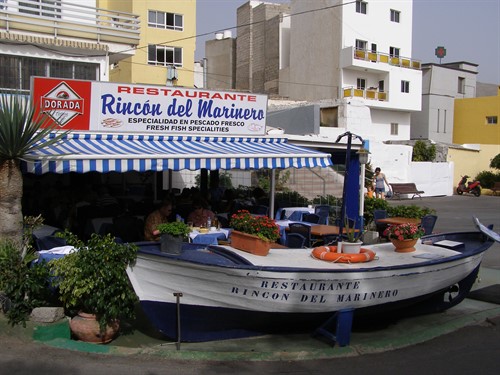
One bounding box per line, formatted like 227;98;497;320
126;219;499;347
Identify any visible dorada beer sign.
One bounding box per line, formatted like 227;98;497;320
31;77;268;136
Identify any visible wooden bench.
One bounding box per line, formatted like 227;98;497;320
491;182;500;196
389;183;424;200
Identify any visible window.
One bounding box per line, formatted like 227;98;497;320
356;1;367;14
0;55;97;93
355;39;367;50
458;77;465;94
357;78;366;90
401;80;410;93
148;10;183;31
389;47;400;57
390;9;400;23
148;45;183;67
486;116;498;125
19;1;61;18
378;80;385;92
390;123;398;135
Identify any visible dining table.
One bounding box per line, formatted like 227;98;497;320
189;228;231;245
275;221;360;245
377;217;421;225
275;206;314;221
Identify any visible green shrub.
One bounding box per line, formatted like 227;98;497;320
412;140;436;162
0;240;53;326
387;205;436;218
490;154;500;170
475;170;499;189
50;232;138;333
275;191;310;207
312;195;342;206
363;197;389;227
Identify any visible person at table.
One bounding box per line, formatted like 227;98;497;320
144;199;174;241
187;197;216;227
373;167;390;200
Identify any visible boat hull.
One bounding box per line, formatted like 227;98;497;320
127;232;493;342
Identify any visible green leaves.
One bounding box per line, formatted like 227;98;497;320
0;93;69;160
156;221;191;237
50;232;138;333
0;239;52;326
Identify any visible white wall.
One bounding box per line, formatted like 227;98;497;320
410;161;454;197
368;141;454;197
342;0;413;55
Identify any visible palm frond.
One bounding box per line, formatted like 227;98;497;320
0;93;70;160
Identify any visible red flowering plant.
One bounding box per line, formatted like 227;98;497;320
383;223;425;241
230;210;280;243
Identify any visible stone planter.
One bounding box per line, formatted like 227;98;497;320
160;234;184;254
390;238;418;253
362;230;379;244
230;230;273;256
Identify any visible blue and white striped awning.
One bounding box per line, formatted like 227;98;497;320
21;133;333;174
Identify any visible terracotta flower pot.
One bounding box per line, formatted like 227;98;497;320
390;238;418;253
230;230;274;256
69;311;119;344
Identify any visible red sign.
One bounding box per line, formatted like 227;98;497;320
32;77;92;131
435;46;446;59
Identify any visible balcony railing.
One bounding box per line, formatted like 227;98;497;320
0;0;140;45
343;87;388;101
354;49;421;70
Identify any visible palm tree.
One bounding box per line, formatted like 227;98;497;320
0;94;68;247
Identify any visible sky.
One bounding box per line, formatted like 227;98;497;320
196;0;500;84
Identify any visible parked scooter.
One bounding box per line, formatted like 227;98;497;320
456;175;481;197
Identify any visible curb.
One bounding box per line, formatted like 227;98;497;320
14;300;500;361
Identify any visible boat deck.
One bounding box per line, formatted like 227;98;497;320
215;241;462;270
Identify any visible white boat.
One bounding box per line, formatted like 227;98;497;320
126;223;496;343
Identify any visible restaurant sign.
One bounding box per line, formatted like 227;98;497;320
31;77;268;136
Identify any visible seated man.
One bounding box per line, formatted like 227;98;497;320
143;199;173;241
187;197;216;227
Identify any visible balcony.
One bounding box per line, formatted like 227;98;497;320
343;87;388;101
354;48;421;70
0;0;140;47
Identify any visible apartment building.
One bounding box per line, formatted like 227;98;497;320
411;62;478;143
0;0;140;92
206;0;422;143
100;0;196;87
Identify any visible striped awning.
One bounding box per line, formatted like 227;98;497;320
21;133;333;174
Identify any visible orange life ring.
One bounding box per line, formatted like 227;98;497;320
311;246;376;263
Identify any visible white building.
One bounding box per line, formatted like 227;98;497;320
411;62;478;143
224;0;423;143
0;0;140;91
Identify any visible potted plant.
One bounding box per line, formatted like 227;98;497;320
156;221;191;254
229;210;280;256
341;217;362;254
50;231;138;343
383;223;425;253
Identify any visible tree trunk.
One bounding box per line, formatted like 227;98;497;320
0;160;23;247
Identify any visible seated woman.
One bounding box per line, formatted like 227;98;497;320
187;197;216;227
